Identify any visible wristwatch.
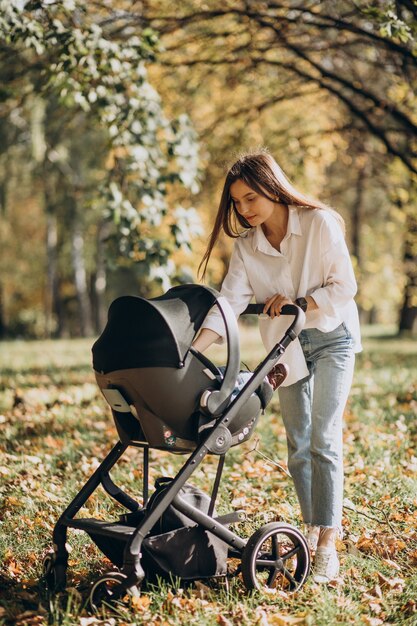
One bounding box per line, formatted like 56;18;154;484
295;297;308;312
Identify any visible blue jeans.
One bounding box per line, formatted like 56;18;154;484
278;323;355;530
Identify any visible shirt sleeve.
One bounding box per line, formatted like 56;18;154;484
201;241;254;341
309;221;357;317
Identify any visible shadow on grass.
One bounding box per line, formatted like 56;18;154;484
0;565;113;624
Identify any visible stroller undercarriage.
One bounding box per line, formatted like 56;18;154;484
41;284;310;608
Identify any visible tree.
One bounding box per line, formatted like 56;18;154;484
142;0;416;171
0;0;202;336
140;0;417;332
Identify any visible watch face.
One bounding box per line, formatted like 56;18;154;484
297;297;308;312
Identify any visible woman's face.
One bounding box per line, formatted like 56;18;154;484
230;179;276;227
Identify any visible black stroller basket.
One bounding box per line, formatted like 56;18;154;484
41;284;310;607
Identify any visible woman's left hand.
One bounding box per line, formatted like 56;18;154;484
263;294;294;318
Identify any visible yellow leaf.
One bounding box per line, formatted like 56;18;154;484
131;595;152;611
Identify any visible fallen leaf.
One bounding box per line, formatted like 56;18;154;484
131;595;152;611
382;557;402;571
370;584;383;599
376;572;405;591
362;618;384;626
267;613;306;625
255;608;270;626
409;550;417;565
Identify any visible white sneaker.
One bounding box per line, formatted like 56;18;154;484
313;546;340;583
305;525;320;552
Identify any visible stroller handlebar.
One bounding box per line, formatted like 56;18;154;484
241;303;306;343
242;303;299;316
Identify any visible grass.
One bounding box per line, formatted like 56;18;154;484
0;324;417;625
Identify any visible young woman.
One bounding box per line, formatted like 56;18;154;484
193;149;361;583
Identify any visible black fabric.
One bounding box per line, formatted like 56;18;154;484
87;526;141;568
145;477;212;534
92;285;219;374
143;526;227;581
119;477;213;535
87;478;228;580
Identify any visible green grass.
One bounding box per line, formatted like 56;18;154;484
0;327;417;625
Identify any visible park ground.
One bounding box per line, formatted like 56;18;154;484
0;324;416;625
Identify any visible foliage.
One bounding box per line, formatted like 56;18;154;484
0;327;417;624
0;0;202;283
1;0;417;336
362;3;415;43
141;0;417;330
143;0;417;173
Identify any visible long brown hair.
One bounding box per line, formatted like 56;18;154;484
199;148;344;278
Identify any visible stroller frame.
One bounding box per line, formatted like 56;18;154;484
42;288;310;605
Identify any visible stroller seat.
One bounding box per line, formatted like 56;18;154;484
92;284;270;452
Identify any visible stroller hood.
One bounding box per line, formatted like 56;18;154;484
92;285;220;374
92;283;265;451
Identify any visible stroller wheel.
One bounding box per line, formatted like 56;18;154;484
89;571;140;611
241;522;310;593
41;552;66;592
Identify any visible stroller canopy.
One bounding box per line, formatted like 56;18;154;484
93;285;224;374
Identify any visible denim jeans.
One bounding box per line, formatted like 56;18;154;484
277;323;355;530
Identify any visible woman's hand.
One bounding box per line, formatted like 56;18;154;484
263;294;294;318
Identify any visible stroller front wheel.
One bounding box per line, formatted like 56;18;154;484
89;571;140;611
241;522;310;593
41;552;66;592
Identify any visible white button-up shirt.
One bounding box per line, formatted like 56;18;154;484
202;206;362;386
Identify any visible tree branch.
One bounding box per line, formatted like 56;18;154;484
265;2;416;61
251;56;417;173
141;4;416;62
250;13;417;136
200;85;321;138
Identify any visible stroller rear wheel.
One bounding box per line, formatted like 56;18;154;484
89;571;140;611
241;522;310;593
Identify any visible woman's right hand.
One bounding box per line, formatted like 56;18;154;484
263;293;294;318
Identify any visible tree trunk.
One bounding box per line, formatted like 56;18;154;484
45;210;59;338
92;219;108;334
30;96;60;338
351;167;366;265
71;217;94;337
398;211;417;335
351;164;367;322
0;283;6;338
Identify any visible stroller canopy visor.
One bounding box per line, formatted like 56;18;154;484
92;285;222;374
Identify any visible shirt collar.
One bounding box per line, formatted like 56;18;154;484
288;206;302;236
252;206;302;255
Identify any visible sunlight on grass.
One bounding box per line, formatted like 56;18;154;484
0;338;93;372
0;324;416;625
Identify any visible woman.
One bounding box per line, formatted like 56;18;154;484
193;149;361;583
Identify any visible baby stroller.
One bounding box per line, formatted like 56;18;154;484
41;284;310;608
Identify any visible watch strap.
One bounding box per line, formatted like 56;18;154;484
295;297;308;312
